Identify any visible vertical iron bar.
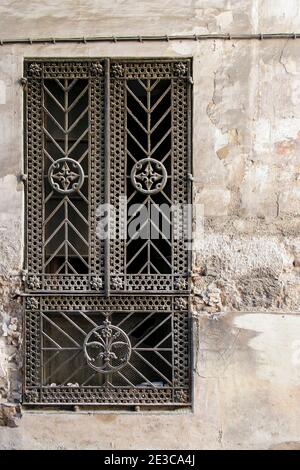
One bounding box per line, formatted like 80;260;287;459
171;303;175;397
187;63;193;281
88;74;91;278
147;80;151;274
171;78;174;288
23;64;28;399
39;300;43;400
187;64;193;407
23;63;28;278
64;80;69;273
104;58;110;296
189;302;195;413
64;198;68;273
41;80;45;286
124;68;128;286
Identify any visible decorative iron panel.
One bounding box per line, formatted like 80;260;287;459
24;296;190;405
23;58;192;408
24;60;106;293
110;60;192;294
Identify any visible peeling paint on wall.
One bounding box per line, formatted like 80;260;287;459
234;314;300;387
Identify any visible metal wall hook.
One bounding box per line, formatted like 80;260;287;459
20;77;27;88
18;173;28;182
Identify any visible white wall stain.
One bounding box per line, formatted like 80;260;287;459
235;314;300;387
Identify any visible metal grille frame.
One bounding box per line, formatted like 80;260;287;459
24;295;191;406
24;59;107;294
23;58;193;409
109;59;193;294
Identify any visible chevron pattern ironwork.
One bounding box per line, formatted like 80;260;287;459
42;310;173;388
43;78;90;274
126;79;172;274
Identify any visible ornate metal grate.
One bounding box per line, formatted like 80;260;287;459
24;296;190;405
110;60;192;294
24;60;106;293
126;78;172;275
23;58;192;407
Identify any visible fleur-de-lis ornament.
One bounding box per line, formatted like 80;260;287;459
84;320;131;373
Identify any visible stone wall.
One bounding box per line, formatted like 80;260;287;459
1;0;300;449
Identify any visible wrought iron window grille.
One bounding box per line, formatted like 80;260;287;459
23;58;192;408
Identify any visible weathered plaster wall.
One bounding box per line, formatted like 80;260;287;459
1;0;300;450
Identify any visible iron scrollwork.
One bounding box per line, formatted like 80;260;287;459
48;158;84;195
83;320;131;373
131;158;167;195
